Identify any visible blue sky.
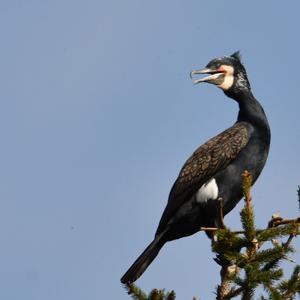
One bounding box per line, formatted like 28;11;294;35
1;1;300;299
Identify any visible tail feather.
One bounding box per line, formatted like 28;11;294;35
121;236;165;284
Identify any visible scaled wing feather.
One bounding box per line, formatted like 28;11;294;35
156;122;250;235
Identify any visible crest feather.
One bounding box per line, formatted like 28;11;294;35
231;51;242;61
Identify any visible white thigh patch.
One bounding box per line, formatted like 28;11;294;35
196;178;219;203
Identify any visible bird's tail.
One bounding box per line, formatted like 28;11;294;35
120;234;166;284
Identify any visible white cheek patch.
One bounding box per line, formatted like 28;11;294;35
218;65;234;91
196;178;219;203
218;74;234;90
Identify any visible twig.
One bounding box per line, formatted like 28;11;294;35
217;197;226;229
200;227;218;232
284;234;295;248
271;218;300;227
242;170;252;211
267;216;283;228
210;217;300;235
226;287;243;299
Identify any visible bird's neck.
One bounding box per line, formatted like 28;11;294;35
227;89;269;130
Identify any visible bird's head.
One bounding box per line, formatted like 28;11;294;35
190;51;251;95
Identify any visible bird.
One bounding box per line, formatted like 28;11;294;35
121;51;271;284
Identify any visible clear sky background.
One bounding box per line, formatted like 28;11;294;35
1;1;300;300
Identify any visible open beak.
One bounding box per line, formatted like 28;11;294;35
190;68;225;84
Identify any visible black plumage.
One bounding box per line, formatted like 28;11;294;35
121;52;271;284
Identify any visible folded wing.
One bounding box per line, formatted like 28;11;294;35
156;122;251;235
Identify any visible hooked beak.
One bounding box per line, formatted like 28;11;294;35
190;68;225;85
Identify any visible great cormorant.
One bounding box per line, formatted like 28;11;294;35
121;52;271;284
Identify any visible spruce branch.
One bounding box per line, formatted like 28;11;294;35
124;283;148;300
123;283;176;300
213;171;300;300
278;265;300;299
123;175;300;300
240;170;256;300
